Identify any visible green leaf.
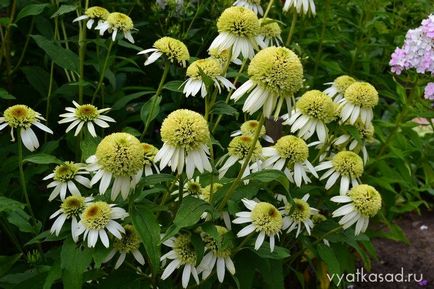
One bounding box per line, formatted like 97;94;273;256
23;154;62;165
0;254;22;277
21;66;51;98
43;262;61;289
0;196;25;213
112;91;154;110
316;243;341;276
163;80;183;92
250;244;291;260
15;4;50;22
131;205;161;275
0;88;15;99
80;135;100;160
60;238;92;289
212;101;239;117
143;174;175;186
244;170;289;192
31;35;79;72
50;5;77;18
140;95;162;129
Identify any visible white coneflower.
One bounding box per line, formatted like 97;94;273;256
183;58;235;98
283;0;316;16
208;48;236;65
338;82;379;125
230;120;274;143
138;36;190;67
233;0;263;15
43;161;91;201
262;135;318;187
170;176;203;201
331;184;382;235
95;12;135;43
87;133;144;200
218;135;263;181
280;194;318;237
316;151;364;195
312;213;330;246
142;143;159;176
332;121;375;164
154;109;212;179
283;90;336;143
198;226;235;283
0;104;53;151
209;7;261;62
233;199;283;252
58;101;115;137
104;224;145;269
257;18;283;48
197;183;232;229
161;234;200;288
73;6;109;29
75;201;128;248
323;75;356;102
231;47;303;117
49;195;93;242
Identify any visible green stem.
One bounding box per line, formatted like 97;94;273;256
78;15;87;104
44;62;55;143
312;0;330;80
217;116;265;210
10;18;34;75
263;0;275;19
285;11;298;47
92;40;114;104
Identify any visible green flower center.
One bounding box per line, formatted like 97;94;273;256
333;75;356;94
186;58;223;79
53;162;80;182
344;82;378;108
275;135;308;164
348;184;382;217
332;151;364;177
248;47;303;96
113;225;141;253
154;37;190;64
75;104;99;121
217;6;260;38
259;18;282;38
85;6;109;20
240;120;266;137
95;133;144;177
355;120;375;139
160;109;210;152
251;202;283;236
202;226;232;258
208;48;231;63
142;143;158;165
3;105;37;128
173;235;197;265
199;183;223;203
285;198;311;222
106;12;133;31
61;196;86;217
228;135;262;160
81;201;112;230
296;90;335;122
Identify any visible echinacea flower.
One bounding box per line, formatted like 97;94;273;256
161;234;200;288
338;82;378;125
331;184;382;235
262;135;318;187
281;194;318;237
75;201;128;248
230;120;273;143
43;161;91;201
73;6;109;29
198;183;232;229
87;133;144;200
183;58;235;98
58;101;115;137
198;226;235;283
142;143;159;176
257;18;283;48
154;109;212;179
233;0;263;15
283;0;316;16
233;199;283;252
95;12;135;43
231;46;303;117
138;36;190;67
104;224;145;269
218;135;263;180
316;151;364;195
209;6;261;62
284;90;336;143
0;104;53;151
323;75;356;103
49;196;93;242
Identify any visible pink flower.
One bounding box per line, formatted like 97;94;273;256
424;82;434;100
